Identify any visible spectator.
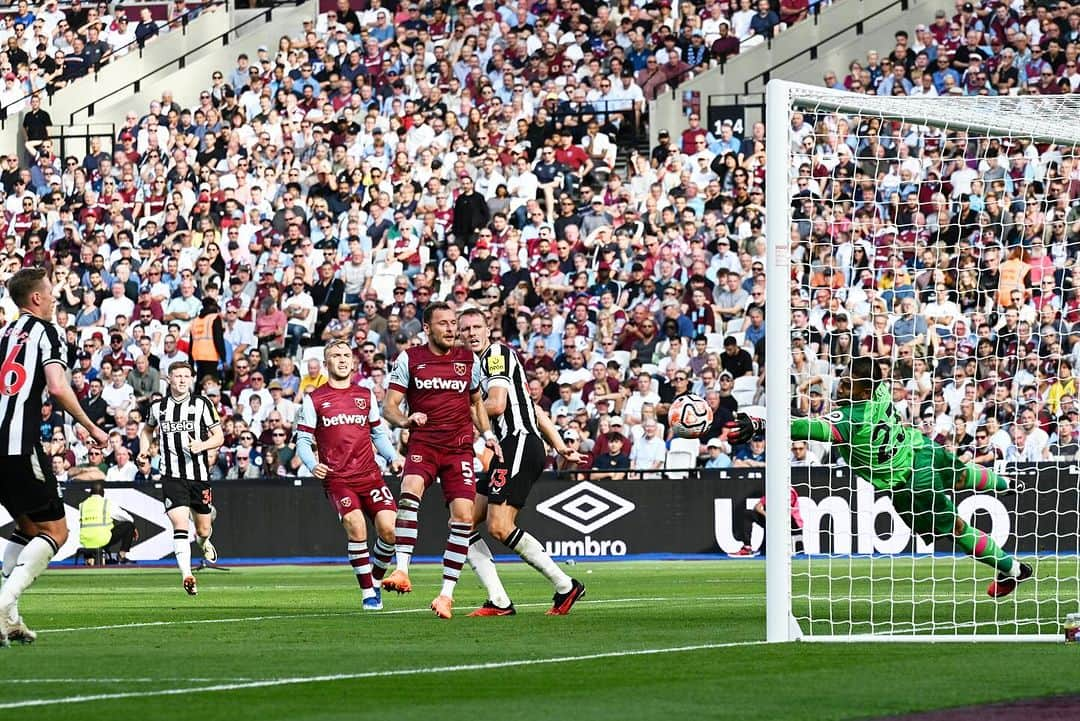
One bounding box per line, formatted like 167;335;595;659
134;7;159;46
705;437;733;468
733;434;766;467
629;418;666;476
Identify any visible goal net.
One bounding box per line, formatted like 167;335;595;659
764;81;1080;642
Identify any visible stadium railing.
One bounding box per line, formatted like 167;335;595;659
63;0;307;124
0;0;228;125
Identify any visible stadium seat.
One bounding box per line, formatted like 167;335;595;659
302;346;325;363
611;350;631;373
741;404;767;420
732;376;759;407
726;331;745;348
669;437;701;456
370;259;404;298
664;447;697;479
706;332;724;351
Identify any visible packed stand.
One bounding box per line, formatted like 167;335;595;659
2;0;1077;486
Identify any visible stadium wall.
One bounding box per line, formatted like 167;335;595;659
2;465;1071;563
648;0;952;148
0;5;231;156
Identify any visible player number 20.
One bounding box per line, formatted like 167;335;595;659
369;487;392;505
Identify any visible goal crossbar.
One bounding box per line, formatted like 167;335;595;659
786;86;1080;147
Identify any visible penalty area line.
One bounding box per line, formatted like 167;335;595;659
0;640;765;710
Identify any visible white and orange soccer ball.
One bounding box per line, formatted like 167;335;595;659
668;393;713;438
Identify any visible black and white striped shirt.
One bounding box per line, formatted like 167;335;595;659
146;393;221;482
478;341;539;441
0;313;67;456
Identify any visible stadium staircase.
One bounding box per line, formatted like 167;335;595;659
648;0;953;146
72;1;317;128
0;0;316;156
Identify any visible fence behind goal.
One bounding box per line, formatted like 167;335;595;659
764;81;1080;642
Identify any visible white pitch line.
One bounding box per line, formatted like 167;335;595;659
0;640;765;710
4;678;256;684
37;595;725;635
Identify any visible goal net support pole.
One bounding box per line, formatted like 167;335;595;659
764;80;1080;643
766;79;797;644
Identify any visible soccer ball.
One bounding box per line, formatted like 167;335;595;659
668;394;713;438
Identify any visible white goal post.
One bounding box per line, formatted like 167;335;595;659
764;80;1080;642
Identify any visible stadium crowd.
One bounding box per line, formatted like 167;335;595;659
0;0;1077;484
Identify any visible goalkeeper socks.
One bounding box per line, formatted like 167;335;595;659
394;492;421;574
959;465;1009;493
347;540;375;599
956;523;1015;575
173;530;192;578
2;531;29;621
467;533;512;608
505;527;573;595
439;521;471;598
371;537;394;582
0;534;58;614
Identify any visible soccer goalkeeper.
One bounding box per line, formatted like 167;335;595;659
725;356;1033;599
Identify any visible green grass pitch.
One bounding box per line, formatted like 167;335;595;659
4;559;1080;720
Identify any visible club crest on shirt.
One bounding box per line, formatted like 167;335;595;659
453;362;467;376
355;397;368;411
340;497;352;508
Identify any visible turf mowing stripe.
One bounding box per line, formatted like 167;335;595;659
0;640;766;710
36;595;727;634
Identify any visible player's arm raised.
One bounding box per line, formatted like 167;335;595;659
535;403;582;463
45;363;109;447
724;412;840;446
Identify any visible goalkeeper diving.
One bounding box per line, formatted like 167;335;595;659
725;356;1033;598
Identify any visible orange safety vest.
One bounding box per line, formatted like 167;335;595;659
190;314;219;362
997;260;1030;307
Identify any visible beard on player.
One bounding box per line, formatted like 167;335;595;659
425;306;459;353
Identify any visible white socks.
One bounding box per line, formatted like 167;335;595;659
173;530;192;578
506;528;573;594
0;534;58;615
467;533;512;608
1;532;29;621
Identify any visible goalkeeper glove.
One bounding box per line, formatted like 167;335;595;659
725;413;765;445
